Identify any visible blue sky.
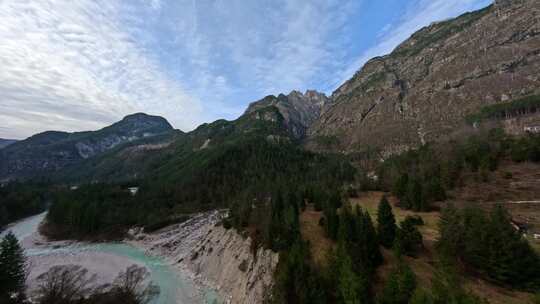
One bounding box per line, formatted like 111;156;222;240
0;0;492;139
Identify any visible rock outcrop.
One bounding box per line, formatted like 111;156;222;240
245;90;329;139
130;211;279;304
0;113;173;180
308;0;540;155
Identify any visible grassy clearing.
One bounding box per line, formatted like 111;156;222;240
299;205;335;268
350;191;440;242
353;191;535;303
448;161;540;253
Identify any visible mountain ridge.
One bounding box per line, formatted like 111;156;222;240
244;90;329;139
307;0;540;156
0;113;174;180
0;138;17;149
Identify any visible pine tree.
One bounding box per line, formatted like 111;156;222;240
339;255;363;304
335;242;367;304
393;173;409;200
407;179;425;211
377;196;396;248
361;210;383;271
378;261;417;304
395;219;423;257
0;232;27;303
324;206;339;240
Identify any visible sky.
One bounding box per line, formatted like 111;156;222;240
0;0;492;139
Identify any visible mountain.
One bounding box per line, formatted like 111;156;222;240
0;113;173;180
244;90;329;139
0;139;17;149
307;0;540;156
54;92;329;182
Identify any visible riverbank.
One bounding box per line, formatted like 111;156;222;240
3;212;216;304
128;210;279;304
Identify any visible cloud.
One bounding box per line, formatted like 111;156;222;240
0;0;202;139
0;0;493;139
334;0;493;89
146;0;359;119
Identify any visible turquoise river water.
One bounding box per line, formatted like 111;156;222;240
1;212;219;304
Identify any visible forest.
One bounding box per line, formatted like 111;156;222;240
0;182;50;232
466;94;540;124
44;134;356;241
12;126;540;303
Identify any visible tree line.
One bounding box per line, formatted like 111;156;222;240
377;129;540;212
0;182;50;231
45;136;356;241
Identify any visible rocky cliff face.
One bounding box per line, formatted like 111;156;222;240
0;113;173;180
308;0;540;156
129;211;278;304
245;90;329;139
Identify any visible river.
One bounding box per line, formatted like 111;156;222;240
1;212;219;304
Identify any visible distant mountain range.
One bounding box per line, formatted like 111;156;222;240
0;139;17;149
0;91;329;181
3;0;539;181
0;113;173;180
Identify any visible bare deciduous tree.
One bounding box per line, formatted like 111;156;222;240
110;265;159;304
35;265;96;304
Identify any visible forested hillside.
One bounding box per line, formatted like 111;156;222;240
4;1;540;303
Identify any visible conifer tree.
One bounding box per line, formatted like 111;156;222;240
377;196;396;248
333;242;368;304
0;232;27;303
407;179;425;211
395;219;423;257
378;261;416;304
360;210;383;272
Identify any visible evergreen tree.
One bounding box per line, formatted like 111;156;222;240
393;173;409;200
0;232;27;303
324;206;339;240
360;210;383;272
378;261;417;304
407;179;426;212
430;258;485;304
395;219;423;257
334;242;368;304
409;289;433;304
338;255;363;304
377;196;396;248
437;204;540;289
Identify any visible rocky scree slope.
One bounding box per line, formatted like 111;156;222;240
129;211;278;304
307;0;540;156
0;113;173;180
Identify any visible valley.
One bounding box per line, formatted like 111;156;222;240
2;0;540;304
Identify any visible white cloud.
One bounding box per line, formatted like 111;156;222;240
155;0;358;119
0;0;493;139
0;0;202;139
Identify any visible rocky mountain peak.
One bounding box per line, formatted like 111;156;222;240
308;0;540;155
0;113;174;180
244;90;329;139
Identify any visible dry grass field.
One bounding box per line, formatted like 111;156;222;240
299;205;335;268
299;160;540;303
350;191;440;242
